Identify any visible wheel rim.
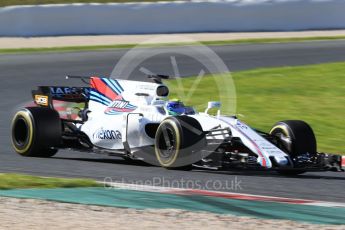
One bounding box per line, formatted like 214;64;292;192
13;117;30;147
271;128;292;153
158;124;177;160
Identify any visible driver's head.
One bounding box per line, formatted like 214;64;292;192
167;99;185;115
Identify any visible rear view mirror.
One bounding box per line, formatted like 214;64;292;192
205;101;221;116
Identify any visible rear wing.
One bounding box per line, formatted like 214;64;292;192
31;86;90;121
32;86;90;107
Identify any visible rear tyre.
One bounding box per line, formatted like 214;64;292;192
270;120;317;176
11;107;61;157
155;116;205;169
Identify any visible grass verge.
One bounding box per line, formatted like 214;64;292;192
0;173;100;189
1;36;345;54
165;62;345;153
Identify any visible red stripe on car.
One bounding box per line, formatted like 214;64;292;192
91;77;121;101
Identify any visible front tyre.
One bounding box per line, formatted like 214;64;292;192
155;116;205;169
11;107;61;157
270;120;317;176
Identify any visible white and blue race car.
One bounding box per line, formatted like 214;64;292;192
11;75;345;175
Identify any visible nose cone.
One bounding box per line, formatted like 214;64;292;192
275;156;289;166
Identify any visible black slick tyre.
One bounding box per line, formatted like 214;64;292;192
11;107;61;157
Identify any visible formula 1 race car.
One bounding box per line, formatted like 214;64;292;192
11;75;345;175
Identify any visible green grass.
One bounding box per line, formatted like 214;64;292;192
1;36;345;54
0;0;177;7
165;62;345;154
201;36;345;46
0;173;100;189
0;44;137;54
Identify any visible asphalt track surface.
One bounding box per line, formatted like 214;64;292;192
1;40;345;202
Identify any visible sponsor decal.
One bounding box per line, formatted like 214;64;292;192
236;121;248;130
35;95;48;106
50;87;90;100
136;84;156;91
93;128;122;140
105;100;137;115
89;77;137;115
111;100;131;109
152;100;166;106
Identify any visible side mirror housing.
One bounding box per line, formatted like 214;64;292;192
205;101;221;115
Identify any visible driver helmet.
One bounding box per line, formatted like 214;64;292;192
166;99;185;115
